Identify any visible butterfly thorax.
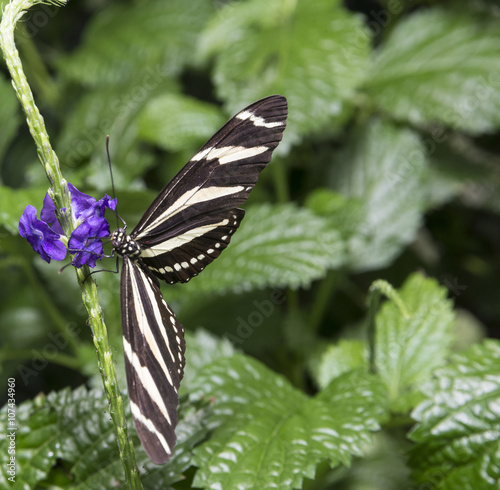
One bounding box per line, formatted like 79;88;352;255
111;228;141;259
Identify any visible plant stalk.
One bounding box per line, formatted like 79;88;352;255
0;2;143;488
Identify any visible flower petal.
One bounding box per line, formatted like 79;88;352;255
19;205;66;263
68;183;98;221
69;216;110;268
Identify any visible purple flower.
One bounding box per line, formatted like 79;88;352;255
69;217;111;268
19;205;67;263
19;184;117;268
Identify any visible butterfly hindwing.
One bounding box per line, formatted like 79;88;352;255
121;256;186;464
131;95;288;284
139;208;245;283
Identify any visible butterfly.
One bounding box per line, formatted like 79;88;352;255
110;95;288;463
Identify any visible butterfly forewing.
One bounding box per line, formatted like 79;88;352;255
131;95;288;284
121;256;185;464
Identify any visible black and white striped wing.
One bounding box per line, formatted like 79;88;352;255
121;256;185;464
131;95;288;284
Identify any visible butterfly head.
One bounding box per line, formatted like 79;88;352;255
111;228;141;259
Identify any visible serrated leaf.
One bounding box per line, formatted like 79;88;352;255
0;385;208;489
332;120;427;272
190;355;386;489
0;392;58;489
201;0;369;147
137;94;226;151
367;9;500;133
375;273;455;411
409;340;500;489
309;339;368;390
179;203;344;295
59;0;213;86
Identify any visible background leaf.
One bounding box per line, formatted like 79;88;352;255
375;273;455;412
201;0;369;146
367;9;500;133
137;93;226;152
0;386;209;489
177;203;344;295
409;340;500;489
58;0;214;86
0;74;20;164
331;120;428;272
0;186;48;234
190;354;386;489
309;339;368;390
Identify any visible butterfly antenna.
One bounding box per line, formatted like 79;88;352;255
106;135;122;230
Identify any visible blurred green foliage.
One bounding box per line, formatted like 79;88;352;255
1;0;500;488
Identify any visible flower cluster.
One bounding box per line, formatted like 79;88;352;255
19;184;117;268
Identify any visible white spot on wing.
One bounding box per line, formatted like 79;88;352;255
191;147;211;162
236;110;284;128
217;146;268;165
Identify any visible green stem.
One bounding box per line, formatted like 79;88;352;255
0;349;81;370
0;2;142;488
272;158;289;203
307;270;341;334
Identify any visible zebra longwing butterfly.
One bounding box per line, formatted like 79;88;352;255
111;95;288;464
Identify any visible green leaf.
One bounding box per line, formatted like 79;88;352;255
59;0;213;86
56;80;178;191
182;328;235;392
409;340;500;489
375;273;455;411
201;0;369;146
0;392;58;489
309;339;368;390
0;74;20;164
332;120;428;272
137;94;226;151
367;9;500;133
190;354;386;489
179;203;344;295
0;186;48;234
331;432;412;490
0;385;208;489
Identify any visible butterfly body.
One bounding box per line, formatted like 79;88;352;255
111;228;141;259
114;95;288;464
